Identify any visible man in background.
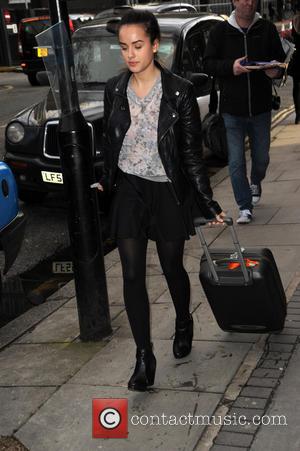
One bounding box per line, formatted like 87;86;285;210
203;0;285;223
288;1;300;123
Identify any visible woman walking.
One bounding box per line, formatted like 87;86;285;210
98;10;225;391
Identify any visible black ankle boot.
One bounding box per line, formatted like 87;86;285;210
128;345;156;392
173;315;193;359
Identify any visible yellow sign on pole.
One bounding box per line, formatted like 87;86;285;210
37;47;49;57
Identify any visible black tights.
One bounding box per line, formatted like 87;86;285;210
293;77;300;118
117;238;190;349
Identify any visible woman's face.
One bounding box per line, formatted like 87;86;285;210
118;24;159;74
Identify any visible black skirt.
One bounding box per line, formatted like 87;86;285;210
108;172;197;241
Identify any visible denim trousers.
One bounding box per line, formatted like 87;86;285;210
222;111;271;211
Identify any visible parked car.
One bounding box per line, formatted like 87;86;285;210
0;162;26;301
5;12;224;204
95;2;197;19
18;14;94;86
18;16;52;86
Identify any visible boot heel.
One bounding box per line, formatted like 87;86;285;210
173;315;193;359
146;359;156;386
128;345;156;392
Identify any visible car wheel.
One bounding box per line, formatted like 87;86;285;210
27;73;40;86
18;189;47;203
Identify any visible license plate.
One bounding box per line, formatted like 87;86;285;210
52;261;73;274
41;171;63;184
37;47;49;57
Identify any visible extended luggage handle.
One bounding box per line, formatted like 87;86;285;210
194;217;250;284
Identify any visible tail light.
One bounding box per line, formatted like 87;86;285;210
4;9;11;24
69;18;74;33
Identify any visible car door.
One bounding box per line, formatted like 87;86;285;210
180;20;221;118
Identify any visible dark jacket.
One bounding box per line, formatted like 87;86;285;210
288;20;300;79
101;62;222;219
203;14;286;116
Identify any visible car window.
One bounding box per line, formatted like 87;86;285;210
181;31;206;84
181;44;194;78
157;39;176;69
73;36;124;85
182;20;222;74
20;19;50;47
181;21;221;94
73;33;176;87
201;20;218;44
22;19;50;36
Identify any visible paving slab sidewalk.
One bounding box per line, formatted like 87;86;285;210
1;113;300;451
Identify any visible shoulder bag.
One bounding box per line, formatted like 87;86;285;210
202;79;228;163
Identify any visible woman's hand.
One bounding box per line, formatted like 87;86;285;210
209;211;226;226
90;182;104;191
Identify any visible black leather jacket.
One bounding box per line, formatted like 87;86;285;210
288;24;300;78
101;62;222;219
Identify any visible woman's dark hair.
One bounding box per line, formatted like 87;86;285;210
118;10;161;43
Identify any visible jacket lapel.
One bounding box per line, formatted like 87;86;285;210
157;65;179;143
158;97;178;144
110;71;131;139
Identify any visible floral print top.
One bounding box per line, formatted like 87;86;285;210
118;75;168;181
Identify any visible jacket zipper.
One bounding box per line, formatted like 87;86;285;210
157;111;180;205
158;115;179;145
243;34;252;117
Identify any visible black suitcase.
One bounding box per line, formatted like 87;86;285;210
194;217;287;333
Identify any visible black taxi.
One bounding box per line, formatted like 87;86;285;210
5;12;224;203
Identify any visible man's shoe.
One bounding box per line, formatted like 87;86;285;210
250;184;261;206
236;209;252;224
128;345;156;392
173;315;193;359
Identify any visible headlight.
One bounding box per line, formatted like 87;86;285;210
6;122;25;144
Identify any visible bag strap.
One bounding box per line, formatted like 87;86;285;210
272;82;278;96
208;77;218;114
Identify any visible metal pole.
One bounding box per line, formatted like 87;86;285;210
0;9;12;67
48;0;112;340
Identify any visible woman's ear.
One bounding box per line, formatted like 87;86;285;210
153;39;160;54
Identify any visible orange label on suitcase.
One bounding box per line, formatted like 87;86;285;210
228;259;259;270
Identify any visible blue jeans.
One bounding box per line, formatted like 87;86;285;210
222;112;271;211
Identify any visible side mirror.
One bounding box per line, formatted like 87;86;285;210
36;71;51;86
189;73;209;88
